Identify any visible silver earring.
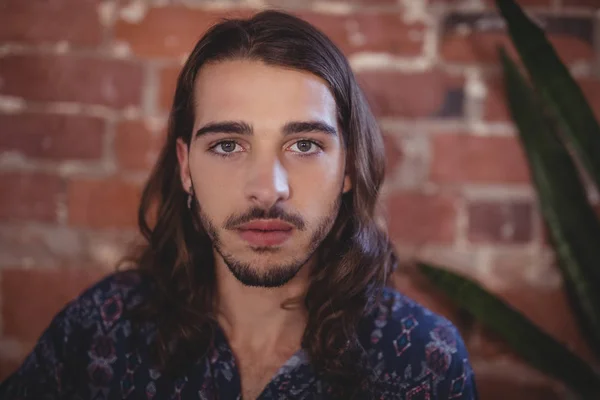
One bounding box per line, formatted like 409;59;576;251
187;187;193;209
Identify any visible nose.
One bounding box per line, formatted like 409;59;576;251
243;156;290;209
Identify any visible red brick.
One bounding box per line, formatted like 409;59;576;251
114;7;424;59
442;31;517;65
484;252;595;363
0;357;21;382
0;0;103;46
115;7;253;58
549;35;595;65
358;71;464;118
467;324;515;360
474;368;564;400
389;268;474;335
579;78;600;122
432;0;552;5
0;226;78;269
500;286;595;363
561;0;600;8
489;250;559;287
441;13;594;65
484;78;510;122
486;77;600;122
0;225;138;271
0;113;105;160
0;338;35;381
67;177;141;228
115;120;165;170
159;65;181;112
430;133;531;184
488;0;551;5
387;192;458;244
353;0;400;4
0;172;62;222
0;54;143;108
1;267;108;341
296;11;425;57
467;200;533;244
382;132;403;179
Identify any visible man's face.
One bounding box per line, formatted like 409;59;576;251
176;59;351;288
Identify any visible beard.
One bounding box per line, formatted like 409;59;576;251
195;195;342;288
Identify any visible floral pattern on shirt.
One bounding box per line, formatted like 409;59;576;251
0;270;478;399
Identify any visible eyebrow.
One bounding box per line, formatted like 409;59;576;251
194;120;338;138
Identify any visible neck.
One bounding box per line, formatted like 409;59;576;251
214;254;312;352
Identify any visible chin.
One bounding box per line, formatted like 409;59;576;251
227;260;304;288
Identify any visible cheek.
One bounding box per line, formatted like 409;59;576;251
310;152;345;187
290;160;345;210
190;160;238;217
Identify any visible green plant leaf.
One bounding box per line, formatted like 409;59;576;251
500;48;600;357
417;262;600;396
495;0;600;191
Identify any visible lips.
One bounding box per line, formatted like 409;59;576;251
237;220;294;231
237;219;294;246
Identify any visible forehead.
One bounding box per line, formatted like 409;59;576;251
193;59;338;128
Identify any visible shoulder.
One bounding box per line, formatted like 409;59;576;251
361;287;478;398
0;269;151;395
31;268;152;355
58;268;149;332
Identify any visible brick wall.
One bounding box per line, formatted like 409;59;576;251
0;0;599;397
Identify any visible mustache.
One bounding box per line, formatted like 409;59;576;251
224;206;306;231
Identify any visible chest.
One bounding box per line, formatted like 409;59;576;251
72;334;319;399
235;351;295;400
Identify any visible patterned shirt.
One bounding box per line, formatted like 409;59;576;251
0;270;478;399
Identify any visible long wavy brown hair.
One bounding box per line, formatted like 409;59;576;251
126;10;398;398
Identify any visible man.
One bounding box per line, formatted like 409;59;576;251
0;10;478;399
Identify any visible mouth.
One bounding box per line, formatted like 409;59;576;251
236;220;294;247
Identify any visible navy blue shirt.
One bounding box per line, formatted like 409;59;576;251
0;270;478;399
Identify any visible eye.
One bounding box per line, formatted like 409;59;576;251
288;140;322;155
210;140;244;156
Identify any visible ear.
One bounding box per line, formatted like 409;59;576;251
342;149;353;194
176;138;192;193
342;174;352;194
